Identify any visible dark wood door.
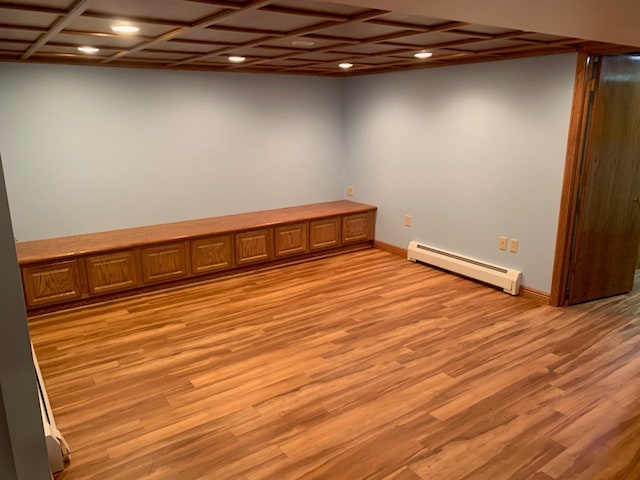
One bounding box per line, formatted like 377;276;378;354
568;55;640;304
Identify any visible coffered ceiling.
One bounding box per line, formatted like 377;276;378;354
0;0;634;76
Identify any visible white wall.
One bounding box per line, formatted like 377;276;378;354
0;64;344;241
0;56;576;291
344;54;577;292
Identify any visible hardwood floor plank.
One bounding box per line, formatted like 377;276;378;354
28;251;640;479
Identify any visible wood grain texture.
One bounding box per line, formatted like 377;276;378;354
16;201;375;264
235;229;274;265
141;242;189;284
275;223;308;258
568;55;640;303
30;250;640;480
309;217;340;250
191;235;233;275
342;212;372;244
22;260;84;306
519;286;551;305
374;240;408;258
549;52;592;307
86;251;140;295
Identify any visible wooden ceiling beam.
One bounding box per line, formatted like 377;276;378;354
21;0;93;59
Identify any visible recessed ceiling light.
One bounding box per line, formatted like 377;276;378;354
228;55;246;63
292;40;315;47
111;24;139;34
77;46;99;54
414;51;433;59
339;62;354;69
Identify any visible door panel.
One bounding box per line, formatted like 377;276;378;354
568;55;640;304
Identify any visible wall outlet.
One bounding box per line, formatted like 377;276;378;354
510;238;519;253
404;214;412;227
499;236;507;250
347;185;354;197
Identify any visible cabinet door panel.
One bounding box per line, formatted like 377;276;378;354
275;223;308;257
342;213;372;244
235;229;274;265
86;251;140;295
141;243;188;284
310;217;340;250
22;260;83;307
191;235;233;274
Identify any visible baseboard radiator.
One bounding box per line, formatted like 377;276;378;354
407;241;522;295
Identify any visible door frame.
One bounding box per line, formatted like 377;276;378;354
549;51;592;306
550;47;640;306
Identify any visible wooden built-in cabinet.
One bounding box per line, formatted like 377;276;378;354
275;223;308;257
235;229;274;266
86;251;139;295
342;213;372;244
310;217;341;250
22;260;84;307
17;201;376;313
141;242;188;284
191;235;233;275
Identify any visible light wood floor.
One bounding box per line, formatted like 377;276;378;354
30;249;640;480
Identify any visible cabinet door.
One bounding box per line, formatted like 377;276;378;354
275;223;308;257
235;229;274;265
342;212;372;244
310;217;340;250
141;242;188;284
22;260;83;307
86;251;140;295
191;235;233;274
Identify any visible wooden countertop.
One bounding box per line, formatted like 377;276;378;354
16;200;376;264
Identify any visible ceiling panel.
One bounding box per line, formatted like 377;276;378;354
0;40;29;52
455;38;531;52
269;0;368;17
65;17;177;37
260;36;341;50
0;7;59;28
388;30;476;47
7;0;74;7
156;39;221;53
85;0;226;23
316;22;406;40
52;32;142;49
372;12;456;28
215;9;325;32
175;28;265;45
0;27;42;41
331;42;406;55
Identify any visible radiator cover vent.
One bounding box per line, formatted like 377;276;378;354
407;241;521;295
